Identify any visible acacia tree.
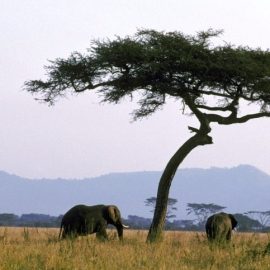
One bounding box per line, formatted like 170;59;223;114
24;29;270;242
186;203;226;227
244;210;270;228
145;197;178;221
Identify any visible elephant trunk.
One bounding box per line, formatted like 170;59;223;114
116;221;129;240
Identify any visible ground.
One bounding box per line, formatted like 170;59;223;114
0;227;269;269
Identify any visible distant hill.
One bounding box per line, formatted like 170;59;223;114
0;165;270;219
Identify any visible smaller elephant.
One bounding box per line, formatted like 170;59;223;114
59;204;129;240
205;212;237;242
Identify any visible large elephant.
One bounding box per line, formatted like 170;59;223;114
59;204;129;240
205;212;237;242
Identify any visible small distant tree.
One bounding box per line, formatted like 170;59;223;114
234;213;262;231
186;203;226;227
244;210;270;228
145;197;178;222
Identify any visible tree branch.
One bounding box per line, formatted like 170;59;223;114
183;95;211;134
195;89;233;99
207;112;270;125
71;80;92;92
196;104;233;112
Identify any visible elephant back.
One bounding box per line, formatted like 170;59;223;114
205;212;237;241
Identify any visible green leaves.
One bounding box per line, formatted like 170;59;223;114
25;29;270;119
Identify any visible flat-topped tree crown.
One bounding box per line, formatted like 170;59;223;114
24;29;270;242
25;29;270;121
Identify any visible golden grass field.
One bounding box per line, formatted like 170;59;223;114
0;227;270;270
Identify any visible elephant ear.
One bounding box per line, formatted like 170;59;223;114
107;205;118;223
229;214;238;229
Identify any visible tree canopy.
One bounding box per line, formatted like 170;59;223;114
245;210;270;228
145;197;178;221
25;29;270;121
186;203;226;227
25;29;270;242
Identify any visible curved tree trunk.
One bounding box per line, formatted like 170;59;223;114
147;131;213;242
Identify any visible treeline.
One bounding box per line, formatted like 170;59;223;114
1;200;269;232
0;212;269;232
0;213;62;228
125;214;269;232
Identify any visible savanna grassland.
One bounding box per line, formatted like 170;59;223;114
0;227;270;270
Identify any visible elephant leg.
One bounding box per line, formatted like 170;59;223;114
61;229;66;239
226;230;232;240
96;226;108;241
61;226;72;239
206;228;212;240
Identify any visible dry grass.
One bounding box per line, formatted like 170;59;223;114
0;227;270;269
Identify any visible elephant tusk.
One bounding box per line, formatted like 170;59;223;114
122;224;129;229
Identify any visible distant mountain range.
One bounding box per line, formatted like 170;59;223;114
0;165;270;219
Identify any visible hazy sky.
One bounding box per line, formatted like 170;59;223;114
1;0;270;179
